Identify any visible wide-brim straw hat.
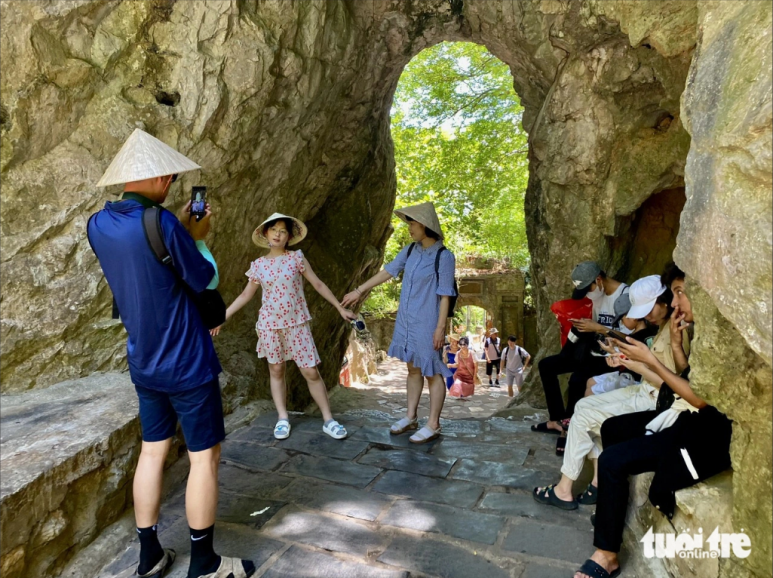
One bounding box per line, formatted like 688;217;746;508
394;201;444;239
448;333;461;341
97;128;201;187
252;212;308;248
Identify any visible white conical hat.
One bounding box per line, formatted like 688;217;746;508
252;213;308;248
96;128;201;187
394;201;444;239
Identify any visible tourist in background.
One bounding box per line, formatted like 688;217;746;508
88;129;255;578
484;328;502;386
341;202;457;444
449;336;478;398
211;213;356;441
443;333;461;390
500;335;530;397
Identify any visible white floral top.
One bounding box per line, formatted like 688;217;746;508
246;250;311;330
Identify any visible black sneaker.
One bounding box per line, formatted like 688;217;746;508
488;380;493;386
495;379;500;385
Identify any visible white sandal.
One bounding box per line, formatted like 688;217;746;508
322;420;348;439
409;425;441;444
390;417;419;435
274;419;291;440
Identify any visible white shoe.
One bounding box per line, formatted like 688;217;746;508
274;419;291;439
322;420;348;439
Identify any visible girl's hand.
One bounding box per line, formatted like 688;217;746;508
341;291;360;308
210;325;223;337
613;337;657;365
433;326;445;351
618;357;649;375
606;355;623;368
669;306;686;348
339;307;357;322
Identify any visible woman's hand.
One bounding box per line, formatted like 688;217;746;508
669;306;686;349
618;356;649;375
339;307;357;322
341;291;361;308
433;326;445;351
606;355;623;368
613;337;657;365
210;324;223;337
570;318;604;333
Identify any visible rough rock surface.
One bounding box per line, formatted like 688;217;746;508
1;1;771;575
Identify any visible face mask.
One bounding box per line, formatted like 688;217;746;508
587;284;604;300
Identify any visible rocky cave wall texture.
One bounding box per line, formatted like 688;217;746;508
1;1;770;575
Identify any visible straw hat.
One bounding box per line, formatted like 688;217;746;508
394;201;444;239
448;333;461;341
252;212;308;248
97;129;201;187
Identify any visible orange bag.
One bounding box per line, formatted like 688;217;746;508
551;298;593;347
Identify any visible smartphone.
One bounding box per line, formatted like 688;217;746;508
190;186;207;221
606;329;630;342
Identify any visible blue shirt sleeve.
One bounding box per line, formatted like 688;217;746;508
195;241;219;289
384;244;412;278
161;212;216;293
437;248;456;296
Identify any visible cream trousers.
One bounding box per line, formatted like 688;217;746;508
560;382;658;481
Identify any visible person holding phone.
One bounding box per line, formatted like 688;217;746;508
532;262;633;447
341;202;456;444
211;213;356;441
533;268;689;512
88;129;255;578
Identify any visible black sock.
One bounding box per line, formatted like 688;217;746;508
187;525;220;578
137;525;164;575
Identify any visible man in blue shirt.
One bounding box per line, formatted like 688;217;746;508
88;129;254;578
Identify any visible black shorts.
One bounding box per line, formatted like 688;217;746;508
486;359;501;375
135;379;225;452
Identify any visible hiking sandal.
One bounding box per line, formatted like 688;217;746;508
197;556;256;578
274;419;291;440
409;425;441;444
574;558;621;578
390;417;419;435
532;484;578;510
137;549;175;578
577;483;598;505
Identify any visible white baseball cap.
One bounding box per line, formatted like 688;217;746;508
627;275;667;319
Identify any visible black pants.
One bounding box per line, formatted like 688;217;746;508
538;354;614;421
594;408;731;553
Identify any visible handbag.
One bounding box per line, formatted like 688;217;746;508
655;383;676;413
142;207;226;330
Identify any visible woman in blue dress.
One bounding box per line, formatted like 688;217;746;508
342;202;456;444
444;334;461;389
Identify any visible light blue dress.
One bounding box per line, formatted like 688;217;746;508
384;242;456;378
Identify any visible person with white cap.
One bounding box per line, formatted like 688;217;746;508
341;201;457;444
88;129;255;578
211;213;356;441
533;270;690;513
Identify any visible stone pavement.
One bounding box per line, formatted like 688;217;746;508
96;358;651;578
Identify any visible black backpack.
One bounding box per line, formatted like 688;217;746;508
87;207;226;329
406;242;458;315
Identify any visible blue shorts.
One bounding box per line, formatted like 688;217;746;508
135;379;225;452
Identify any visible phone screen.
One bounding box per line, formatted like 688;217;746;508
607;329;629;342
191;186;207;221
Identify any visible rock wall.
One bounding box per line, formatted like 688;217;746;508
1;1;771;573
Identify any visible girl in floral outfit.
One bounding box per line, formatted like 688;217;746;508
212;213;356;440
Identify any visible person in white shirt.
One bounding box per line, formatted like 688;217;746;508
501;336;531;397
484;328;502;386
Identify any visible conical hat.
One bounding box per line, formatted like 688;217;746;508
252;213;308;248
394;201;444;239
96;128;201;187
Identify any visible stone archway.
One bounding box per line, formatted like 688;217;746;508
1;3;771;574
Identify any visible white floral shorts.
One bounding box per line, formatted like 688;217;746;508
257;322;321;368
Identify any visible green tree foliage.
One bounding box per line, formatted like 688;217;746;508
364;42;529;315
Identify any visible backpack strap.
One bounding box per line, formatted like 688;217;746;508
406;242;416;259
434;245;445;281
87;212;120;320
142;206;173;266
